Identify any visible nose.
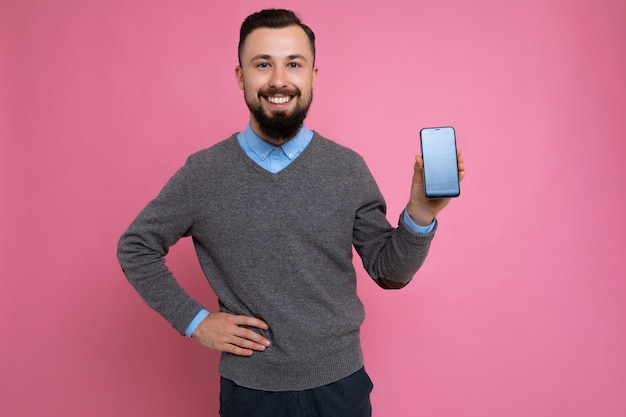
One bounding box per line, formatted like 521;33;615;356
269;66;287;88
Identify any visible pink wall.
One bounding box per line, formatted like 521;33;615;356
2;0;625;416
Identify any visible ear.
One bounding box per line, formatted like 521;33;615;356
235;66;244;90
311;66;319;88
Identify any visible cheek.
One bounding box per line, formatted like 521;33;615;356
242;75;266;95
242;84;262;104
296;75;315;92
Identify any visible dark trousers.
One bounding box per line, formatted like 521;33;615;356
219;367;373;417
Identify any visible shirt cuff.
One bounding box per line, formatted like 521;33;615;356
185;309;210;337
402;209;436;234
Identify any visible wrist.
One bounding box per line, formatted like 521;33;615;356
186;309;210;338
406;204;435;227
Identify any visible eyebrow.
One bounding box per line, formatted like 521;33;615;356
250;54;310;63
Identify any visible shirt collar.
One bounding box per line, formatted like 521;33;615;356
241;123;313;161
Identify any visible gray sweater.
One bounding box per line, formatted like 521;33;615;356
117;132;435;391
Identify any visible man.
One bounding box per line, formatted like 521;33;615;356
118;8;464;417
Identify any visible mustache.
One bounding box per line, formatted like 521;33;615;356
259;87;301;96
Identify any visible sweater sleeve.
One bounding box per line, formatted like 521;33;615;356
351;159;436;289
117;160;205;335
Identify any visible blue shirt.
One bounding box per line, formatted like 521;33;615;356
185;124;436;336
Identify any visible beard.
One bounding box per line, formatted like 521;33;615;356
246;87;313;143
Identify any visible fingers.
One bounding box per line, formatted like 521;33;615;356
416;151;465;181
412;155;424;187
407;150;463;222
228;316;271;351
221;331;268;357
231;314;269;331
457;150;465;181
414;154;423;172
193;312;272;357
218;314;272;354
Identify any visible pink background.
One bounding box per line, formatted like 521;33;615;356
2;0;625;416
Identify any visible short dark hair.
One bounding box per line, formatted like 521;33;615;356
238;9;316;65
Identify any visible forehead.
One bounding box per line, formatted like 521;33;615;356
240;25;314;61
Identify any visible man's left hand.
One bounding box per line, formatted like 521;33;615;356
405;150;465;226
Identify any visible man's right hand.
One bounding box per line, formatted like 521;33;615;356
191;312;271;356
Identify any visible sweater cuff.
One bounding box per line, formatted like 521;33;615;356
402;209;436;234
170;299;206;336
397;212;437;245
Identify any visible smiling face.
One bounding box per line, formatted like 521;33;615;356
236;25;318;144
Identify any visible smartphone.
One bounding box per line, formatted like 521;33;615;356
419;126;460;199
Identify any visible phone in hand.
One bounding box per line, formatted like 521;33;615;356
419;126;460;199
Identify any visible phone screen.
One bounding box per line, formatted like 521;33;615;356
420;126;460;198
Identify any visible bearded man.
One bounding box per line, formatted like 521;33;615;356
118;8;464;417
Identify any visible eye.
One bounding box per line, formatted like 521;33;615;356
256;62;270;69
288;62;301;69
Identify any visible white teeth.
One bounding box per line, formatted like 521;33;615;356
267;96;291;104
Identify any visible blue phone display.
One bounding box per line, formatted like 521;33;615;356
420;126;460;198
